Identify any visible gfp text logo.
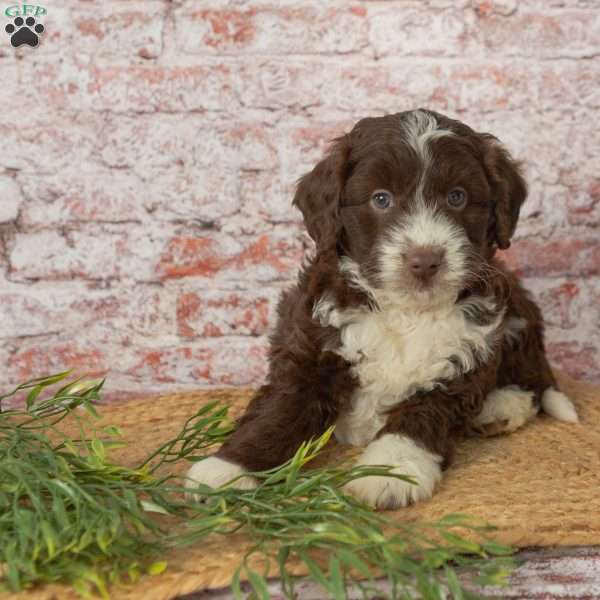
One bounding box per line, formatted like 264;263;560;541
5;4;46;17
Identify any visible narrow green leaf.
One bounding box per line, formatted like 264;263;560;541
147;562;167;576
300;554;331;594
102;425;123;437
336;549;373;579
91;439;106;461
26;385;44;408
247;568;270;600
39;521;57;559
482;541;515;556
440;531;483;554
436;513;479;527
329;556;346;600
231;568;244;600
444;566;465;600
140;500;169;515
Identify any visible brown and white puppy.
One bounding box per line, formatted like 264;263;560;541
186;109;578;509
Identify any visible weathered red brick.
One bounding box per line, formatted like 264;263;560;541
1;3;165;61
9;342;108;383
476;9;600;59
369;6;477;58
29;56;600;119
9;223;305;284
0;285;176;339
19;168;147;225
547;341;599;382
99;114;277;172
139;164;243;223
194;8;257;49
369;6;600;59
126;340;269;386
157;237;224;279
276;121;355;184
535;281;581;329
500;238;600;278
25;60;238;113
566;178;600;227
239;169;297;224
8;227;159;281
0;293;56;338
0;62;19;112
175;6;368;54
156;229;304;282
586;281;600;336
237;60;600;116
177;289;277;337
0;112;105;173
0;176;22;223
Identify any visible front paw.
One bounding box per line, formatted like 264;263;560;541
343;434;442;510
185;456;258;501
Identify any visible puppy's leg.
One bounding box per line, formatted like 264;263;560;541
344;432;443;510
499;294;578;424
344;388;465;510
185;353;349;499
471;385;578;438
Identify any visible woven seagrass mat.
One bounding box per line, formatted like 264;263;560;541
7;373;600;600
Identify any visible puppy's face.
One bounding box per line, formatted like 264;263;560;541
294;110;527;308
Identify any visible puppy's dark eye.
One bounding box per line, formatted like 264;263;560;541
371;190;393;210
447;187;467;209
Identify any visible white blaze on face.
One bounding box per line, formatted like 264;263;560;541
402;110;454;204
373;111;469;307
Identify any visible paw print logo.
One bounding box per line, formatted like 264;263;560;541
5;16;44;47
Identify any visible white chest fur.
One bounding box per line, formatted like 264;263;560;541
322;298;502;446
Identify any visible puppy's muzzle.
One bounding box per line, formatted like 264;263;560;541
407;246;445;283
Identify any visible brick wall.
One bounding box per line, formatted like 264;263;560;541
1;0;599;398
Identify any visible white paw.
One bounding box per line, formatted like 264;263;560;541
542;388;579;423
474;385;538;434
185;456;258;500
343;434;442;510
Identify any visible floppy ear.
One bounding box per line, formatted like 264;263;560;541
293;135;352;252
479;134;528;250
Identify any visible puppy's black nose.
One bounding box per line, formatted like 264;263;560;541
408;247;445;280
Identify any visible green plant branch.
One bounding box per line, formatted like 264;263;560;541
0;373;515;599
